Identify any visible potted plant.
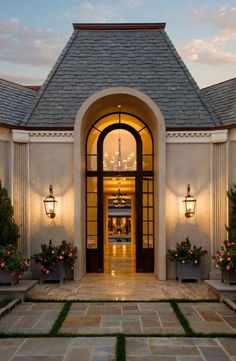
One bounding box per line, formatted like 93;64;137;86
167;236;207;282
213;184;236;284
32;240;77;283
0;245;29;285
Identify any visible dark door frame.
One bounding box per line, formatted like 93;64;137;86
86;115;154;273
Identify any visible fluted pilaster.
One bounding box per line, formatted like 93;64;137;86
212;142;228;260
13;143;29;256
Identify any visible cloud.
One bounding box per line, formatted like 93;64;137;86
0;72;44;85
192;5;236;43
179;5;236;66
179;38;236;65
0;18;65;66
60;1;121;22
59;0;143;22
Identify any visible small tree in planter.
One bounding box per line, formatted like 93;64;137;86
32;240;78;283
167;237;207;282
0;245;29;284
213;184;236;284
0;181;19;246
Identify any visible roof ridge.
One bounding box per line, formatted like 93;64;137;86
159;30;218;127
202;77;236;91
24;30;78;125
0;77;37;94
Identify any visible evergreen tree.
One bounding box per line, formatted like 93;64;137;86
226;184;236;243
0;180;19;246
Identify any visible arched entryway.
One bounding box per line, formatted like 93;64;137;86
86;113;154;273
74;87;166;280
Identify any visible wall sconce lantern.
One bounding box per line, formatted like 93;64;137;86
183;184;196;218
44;185;57;219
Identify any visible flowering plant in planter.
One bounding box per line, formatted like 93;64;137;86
32;240;78;275
0;245;29;281
213;185;236;278
167;236;207;264
213;240;236;271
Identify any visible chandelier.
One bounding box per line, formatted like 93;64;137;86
112;188;126;208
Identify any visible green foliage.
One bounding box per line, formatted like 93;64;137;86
214;185;236;271
226;184;236;243
0;180;19;246
32;240;78;274
0;244;29;279
116;334;126;361
167;236;207;264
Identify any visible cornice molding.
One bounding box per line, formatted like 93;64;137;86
29;131;74;143
12;130;74;143
166;130;228;143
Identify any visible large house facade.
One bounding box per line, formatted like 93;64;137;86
0;23;235;281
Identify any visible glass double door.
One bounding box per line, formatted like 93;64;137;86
86;174;154;273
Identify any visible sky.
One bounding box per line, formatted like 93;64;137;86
0;0;235;88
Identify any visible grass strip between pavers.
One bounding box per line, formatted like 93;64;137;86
49;302;71;336
25;298;219;303
170;301;194;336
116;334;126;361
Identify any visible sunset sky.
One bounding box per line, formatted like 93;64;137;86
0;0;235;88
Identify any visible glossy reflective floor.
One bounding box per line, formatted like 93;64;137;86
27;274;217;301
104;243;136;273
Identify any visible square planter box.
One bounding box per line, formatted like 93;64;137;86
221;269;236;285
41;261;65;284
0;270;15;285
176;262;201;282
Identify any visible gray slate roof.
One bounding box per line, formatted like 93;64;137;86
25;27;217;128
201;78;236;125
0;79;37;125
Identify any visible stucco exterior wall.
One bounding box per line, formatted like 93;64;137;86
229;128;236;186
0;128;10;189
166;143;211;279
29;143;74;255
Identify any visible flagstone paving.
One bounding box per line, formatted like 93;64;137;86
27;274;217;301
0;337;116;361
0;302;64;334
179;302;236;334
59;302;184;334
126;337;236;360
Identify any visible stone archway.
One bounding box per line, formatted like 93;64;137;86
74;87;166;280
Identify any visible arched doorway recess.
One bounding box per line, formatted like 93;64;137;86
86;113;154;272
74;87;166;280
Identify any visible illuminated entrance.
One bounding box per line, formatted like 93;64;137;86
86;113;154;272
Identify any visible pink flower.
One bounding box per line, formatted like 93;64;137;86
0;262;5;267
18;274;23;280
46;270;50;274
226;265;231;270
59;256;64;260
227;257;231;261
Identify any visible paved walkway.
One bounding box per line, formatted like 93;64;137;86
126;337;236;361
0;337;116;361
60;302;183;335
1;337;236;361
1;301;236;335
27;274;217;301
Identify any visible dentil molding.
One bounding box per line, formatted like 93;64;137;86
166;130;228;143
12;130;74;143
11;129;230;144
